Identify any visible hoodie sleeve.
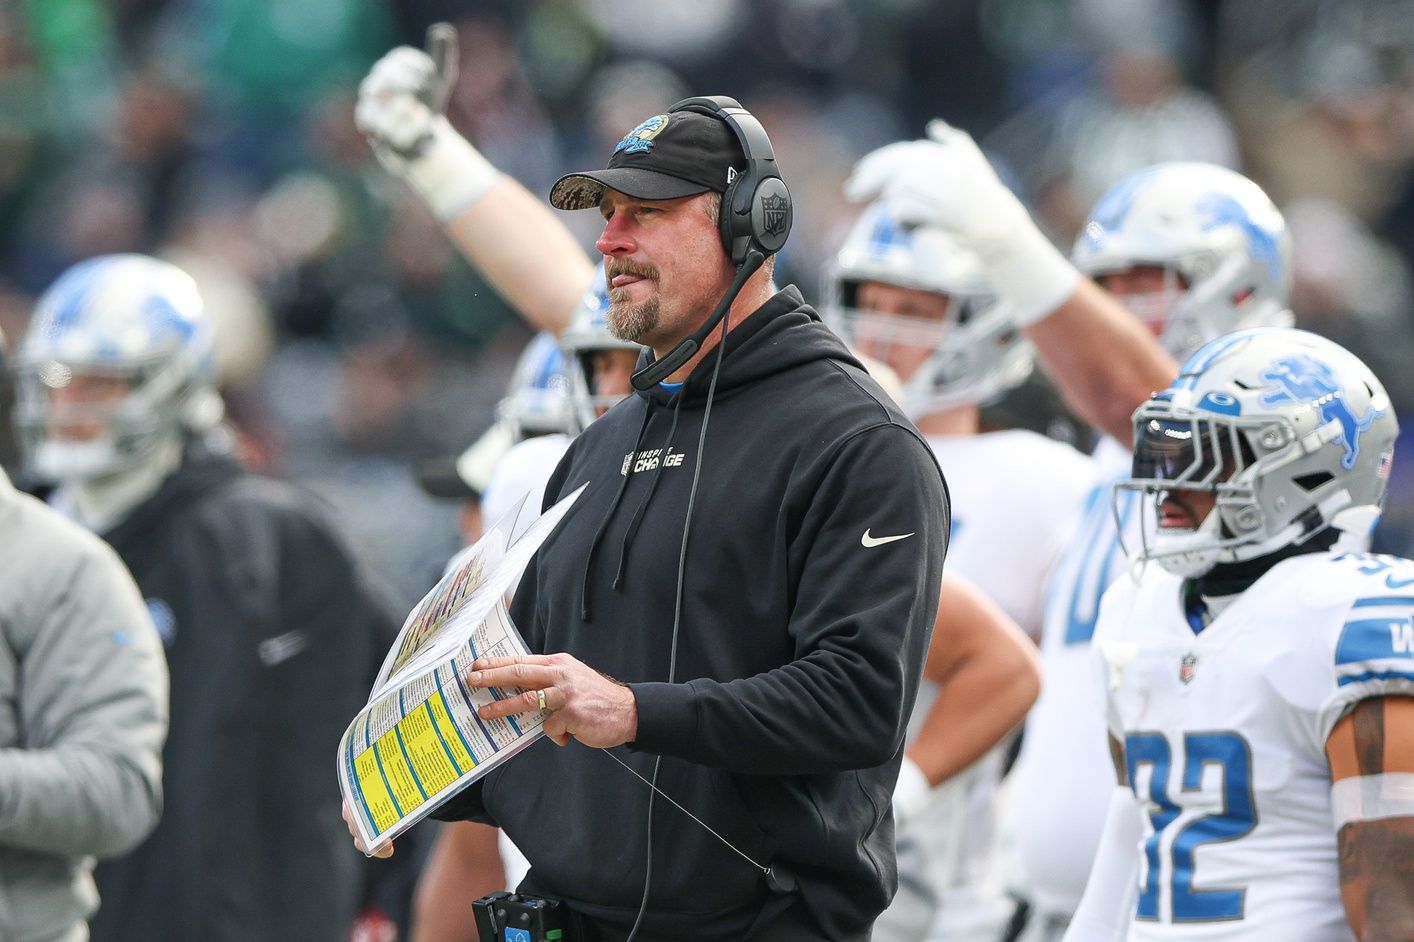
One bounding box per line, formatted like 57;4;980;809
629;424;948;775
0;526;168;858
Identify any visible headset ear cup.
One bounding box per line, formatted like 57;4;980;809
749;176;792;256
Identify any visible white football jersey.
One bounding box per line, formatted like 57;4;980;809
1094;550;1414;941
1008;436;1141;916
481;433;571;542
930;430;1096;639
887;430;1093;940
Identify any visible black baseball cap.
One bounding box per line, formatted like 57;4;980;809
549;109;746;211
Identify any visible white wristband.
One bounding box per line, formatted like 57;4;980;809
892;755;932;829
1331;773;1414;829
404;116;501;222
986;221;1081;329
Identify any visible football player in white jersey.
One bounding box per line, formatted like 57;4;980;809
823;199;1096;942
846;128;1295;941
1008;162;1298;940
1065;327;1414;941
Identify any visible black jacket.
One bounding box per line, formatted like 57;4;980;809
87;441;405;942
437;288;949;939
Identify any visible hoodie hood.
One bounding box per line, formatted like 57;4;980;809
636;286;863;407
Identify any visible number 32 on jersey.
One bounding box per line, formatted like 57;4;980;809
1126;730;1256;922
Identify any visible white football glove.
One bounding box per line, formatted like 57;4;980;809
844;120;1078;327
891;755;932;831
355;24;499;221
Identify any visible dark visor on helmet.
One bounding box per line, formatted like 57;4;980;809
1132;416;1248;485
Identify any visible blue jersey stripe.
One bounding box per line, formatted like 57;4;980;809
1337;669;1414;687
1352;596;1414;608
1336;617;1414;666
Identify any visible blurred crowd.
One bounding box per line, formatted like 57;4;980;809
6;0;1414;588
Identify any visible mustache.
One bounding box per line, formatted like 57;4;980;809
605;260;659;282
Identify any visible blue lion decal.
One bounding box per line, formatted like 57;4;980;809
1194;191;1283;284
1260;354;1380;469
866;206;913;254
614;115;668;156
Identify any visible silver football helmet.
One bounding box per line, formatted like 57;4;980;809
822;200;1033;419
14;254;223;482
497;332;574;442
1073;162;1294;359
1118;328;1397;577
559;267;641;432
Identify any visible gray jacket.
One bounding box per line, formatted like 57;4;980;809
0;470;168;942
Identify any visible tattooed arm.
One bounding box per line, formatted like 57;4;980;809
1325;695;1414;941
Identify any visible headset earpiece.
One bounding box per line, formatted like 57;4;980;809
667;96;793;265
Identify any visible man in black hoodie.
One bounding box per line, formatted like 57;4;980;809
11;254;419;942
412;104;950;939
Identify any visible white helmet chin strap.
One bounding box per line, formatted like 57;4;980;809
1151;488;1364;578
31;438;126;484
1152;514;1226;577
50;436;183;533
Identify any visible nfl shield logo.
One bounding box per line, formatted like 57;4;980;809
1179;653;1198;685
761;194;790;238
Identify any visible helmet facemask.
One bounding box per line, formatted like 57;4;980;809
823;200;1033;420
827;281;1032;420
560;269;641;433
1120;329;1398;579
16;354;200;483
1119;405;1272;577
1161;250;1292;360
566;347;638;432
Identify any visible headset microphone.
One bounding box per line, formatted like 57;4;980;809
629;248;765;390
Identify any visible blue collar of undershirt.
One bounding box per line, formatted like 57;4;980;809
660;380;685;394
1185;594;1209;635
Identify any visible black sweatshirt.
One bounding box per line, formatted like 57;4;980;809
436;287;949;939
86;441;412;942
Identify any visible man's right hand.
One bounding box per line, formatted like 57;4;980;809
354;25;499;221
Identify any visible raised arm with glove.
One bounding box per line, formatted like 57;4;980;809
355;26;593;335
845;121;1175;443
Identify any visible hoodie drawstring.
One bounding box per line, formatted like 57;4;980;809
580;406;654;621
613;394;686;592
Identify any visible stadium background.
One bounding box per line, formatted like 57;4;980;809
4;0;1414;608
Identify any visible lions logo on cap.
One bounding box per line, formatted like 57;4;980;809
615;115;670;156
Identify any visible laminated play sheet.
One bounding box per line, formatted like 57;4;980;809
338;484;585;854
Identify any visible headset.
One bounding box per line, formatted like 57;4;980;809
629;95;793;390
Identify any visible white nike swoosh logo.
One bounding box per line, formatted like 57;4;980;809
861;529;915;548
